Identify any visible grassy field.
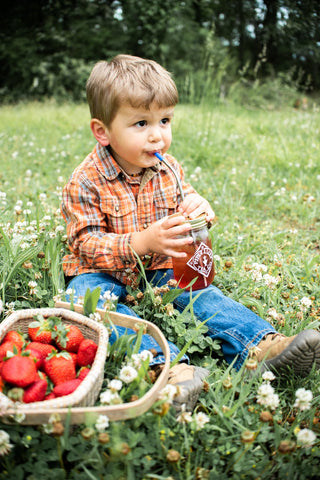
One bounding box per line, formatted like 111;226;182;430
0;101;320;479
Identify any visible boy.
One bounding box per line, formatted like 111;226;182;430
61;54;320;411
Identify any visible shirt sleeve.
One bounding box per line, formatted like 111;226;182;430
61;175;137;273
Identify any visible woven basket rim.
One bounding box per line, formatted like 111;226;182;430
0;304;170;424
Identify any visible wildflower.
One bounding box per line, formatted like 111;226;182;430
0;430;13;456
95;415;110;432
100;390;122;405
166;449;181;463
194;412;210;430
300;297;312;311
165;303;175;316
39;193;47;202
262;371;276;382
259;411;273;423
28;280;38;295
296;428;316;447
263;274;280;289
256;383;280;409
158;384;178;403
294;388;313;411
241;430;255;443
177;407;192;424
108;379;122;392
278;440;296;454
89;312;102;322
81;427;95;440
98;432;110;444
119;365;138;384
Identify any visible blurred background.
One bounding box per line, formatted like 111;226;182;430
1;0;319;105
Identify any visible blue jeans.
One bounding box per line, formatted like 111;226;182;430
67;270;275;370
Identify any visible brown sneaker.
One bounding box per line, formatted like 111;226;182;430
256;330;320;377
168;363;209;412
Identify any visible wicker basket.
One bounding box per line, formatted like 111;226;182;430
0;307;108;424
0;304;170;425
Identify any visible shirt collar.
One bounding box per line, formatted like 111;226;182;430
93;143;166;182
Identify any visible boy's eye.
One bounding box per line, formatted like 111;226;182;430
160;117;170;125
135;120;147;127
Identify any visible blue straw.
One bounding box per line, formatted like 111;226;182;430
154;152;185;201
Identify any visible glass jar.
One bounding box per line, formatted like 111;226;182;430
172;214;215;290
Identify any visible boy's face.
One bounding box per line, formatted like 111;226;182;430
102;102;174;174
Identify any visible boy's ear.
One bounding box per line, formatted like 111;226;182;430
90;119;110;146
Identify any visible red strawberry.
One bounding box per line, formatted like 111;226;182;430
44;392;56;401
0;341;18;361
55;324;84;353
23;378;48;403
53;378;81;397
27;342;57;361
2;330;25;350
77;367;90;381
77;339;98;367
25;346;44;369
2;355;38;387
69;352;78;366
44;352;76;386
28;314;60;344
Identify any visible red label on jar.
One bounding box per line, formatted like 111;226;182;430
186;242;213;278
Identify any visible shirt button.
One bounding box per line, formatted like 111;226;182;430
173;195;177;202
115;205;120;212
143;223;148;229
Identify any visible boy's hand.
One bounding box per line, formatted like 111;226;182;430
131;214;194;259
178;193;215;223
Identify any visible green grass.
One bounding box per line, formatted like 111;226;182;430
0;101;320;479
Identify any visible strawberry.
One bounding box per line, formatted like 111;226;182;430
2;355;38;387
69;352;78;366
23;378;48;403
28;314;60;344
27;342;57;361
0;341;18;361
44;392;56;401
25;346;44;369
55;324;84;353
77;339;98;367
53;378;81;397
77;367;91;381
44;352;76;386
2;330;25;350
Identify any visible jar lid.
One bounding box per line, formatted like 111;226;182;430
186;213;207;230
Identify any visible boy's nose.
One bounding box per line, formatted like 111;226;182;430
148;126;162;142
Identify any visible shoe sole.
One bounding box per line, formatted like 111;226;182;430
263;329;320;377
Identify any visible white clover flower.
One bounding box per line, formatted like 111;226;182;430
138;350;154;363
300;297;312;311
296;428;316;447
100;390;122;405
257;383;279;409
158;384;178;403
0;430;13;456
119;365;138;384
89;312;102;322
213;254;221;262
252;263;268;273
262;371;276;382
251;270;263;282
95;415;110;432
177;409;192;424
108;379;122;392
263;274;280;289
294;388;313;411
39;193;47;202
194;412;210;430
28;281;38;295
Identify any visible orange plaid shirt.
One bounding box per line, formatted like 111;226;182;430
61;143;197;286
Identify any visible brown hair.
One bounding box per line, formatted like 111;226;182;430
86;54;179;127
